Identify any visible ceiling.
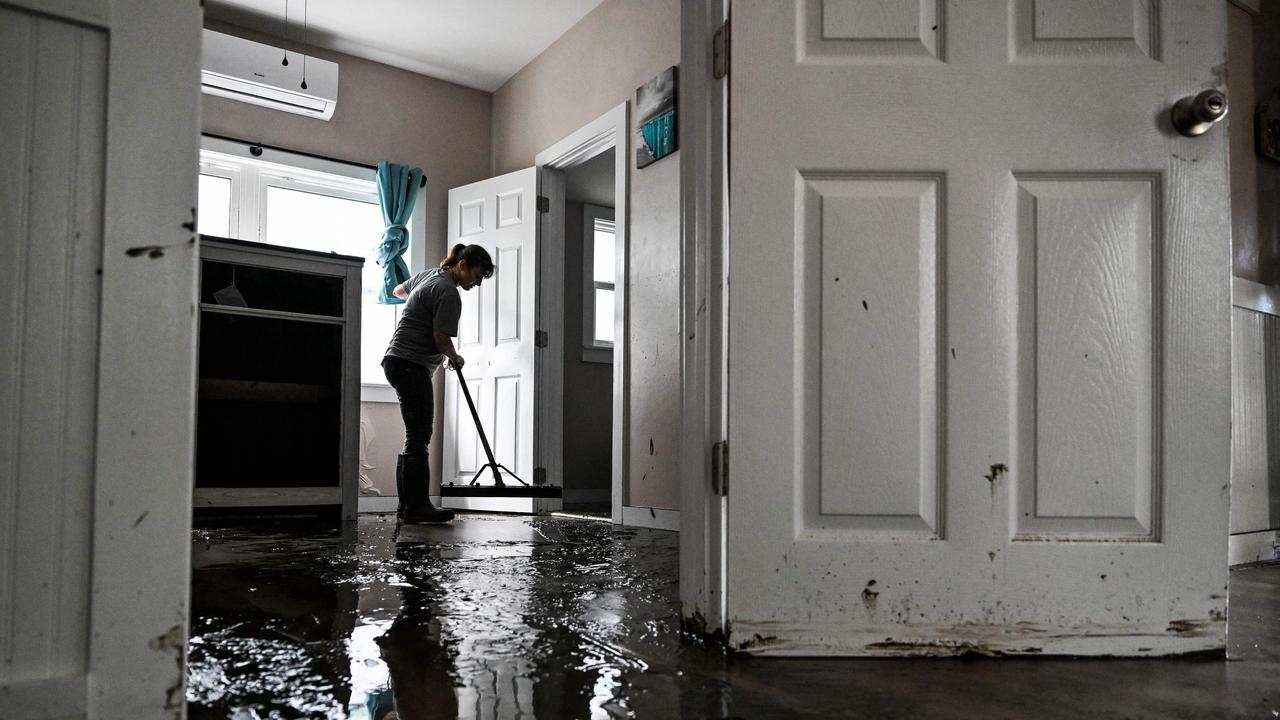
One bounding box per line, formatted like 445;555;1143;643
565;151;615;208
203;0;606;92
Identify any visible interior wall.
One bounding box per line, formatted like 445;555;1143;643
200;19;493;496
1228;1;1280;564
492;0;682;510
562;201;614;500
1230;305;1280;564
624;155;682;509
361;403;405;497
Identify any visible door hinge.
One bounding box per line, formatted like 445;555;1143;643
537;195;550;213
711;440;729;496
535;330;548;347
712;19;730;80
533;467;547;486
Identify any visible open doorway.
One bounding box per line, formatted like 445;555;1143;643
559;152;617;515
536;102;630;524
1226;0;1280;568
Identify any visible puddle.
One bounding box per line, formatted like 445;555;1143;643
187;516;1280;719
188;514;694;719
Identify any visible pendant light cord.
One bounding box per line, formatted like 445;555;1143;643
280;0;289;65
300;0;309;90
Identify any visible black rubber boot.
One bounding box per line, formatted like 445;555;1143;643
400;452;454;524
395;453;405;520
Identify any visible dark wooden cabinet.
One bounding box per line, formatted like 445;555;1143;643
196;236;363;521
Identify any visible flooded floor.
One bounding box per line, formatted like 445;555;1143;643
189;514;1279;719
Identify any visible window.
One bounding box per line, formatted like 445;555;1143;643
196;174;232;238
582;204;616;362
196;137;423;396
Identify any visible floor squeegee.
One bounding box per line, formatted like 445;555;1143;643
453;365;526;488
442;366;558;497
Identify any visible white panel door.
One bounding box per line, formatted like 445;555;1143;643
442;168;539;492
727;0;1230;655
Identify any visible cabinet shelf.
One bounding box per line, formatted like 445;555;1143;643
199;378;335;403
200;302;345;325
193;487;342;507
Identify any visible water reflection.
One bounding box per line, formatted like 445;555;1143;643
188;524;360;719
188;515;684;719
186;519;1279;719
367;541;458;719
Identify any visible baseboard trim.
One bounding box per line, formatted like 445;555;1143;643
1230;529;1280;566
194;486;339;506
358;496;398;513
622;505;680;531
1233;276;1280;317
563;488;610;504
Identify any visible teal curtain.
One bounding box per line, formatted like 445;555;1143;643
374;161;424;304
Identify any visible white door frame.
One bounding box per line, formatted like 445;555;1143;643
0;0;200;717
678;0;729;636
535;103;630;524
95;0;202;712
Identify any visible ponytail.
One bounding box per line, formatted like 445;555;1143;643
440;243;467;269
440;243;496;278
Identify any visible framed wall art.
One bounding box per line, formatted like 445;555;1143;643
636;65;677;168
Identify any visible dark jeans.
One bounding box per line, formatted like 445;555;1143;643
382;355;434;455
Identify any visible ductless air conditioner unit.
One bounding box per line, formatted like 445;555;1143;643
201;29;339;121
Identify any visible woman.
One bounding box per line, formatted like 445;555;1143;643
383;243;495;524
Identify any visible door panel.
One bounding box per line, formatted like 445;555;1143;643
497;246;522;343
802;173;943;536
727;0;1230;655
0;8;105;704
443;168;538;492
1014;174;1159;540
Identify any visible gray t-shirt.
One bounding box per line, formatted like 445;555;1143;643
384;267;461;371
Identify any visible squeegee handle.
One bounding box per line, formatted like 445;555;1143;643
454;366;502;475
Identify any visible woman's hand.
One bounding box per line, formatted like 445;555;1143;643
435;332;463;370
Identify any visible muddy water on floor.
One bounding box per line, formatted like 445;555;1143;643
188;514;709;719
187;515;1280;719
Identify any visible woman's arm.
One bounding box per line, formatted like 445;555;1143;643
433;332;464;369
392;282;409;300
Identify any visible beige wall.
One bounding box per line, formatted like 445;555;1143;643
361;403;405;497
562;202;614;499
492;0;682;510
201;20;493;495
203;20;493;266
490;0;678;176
624;154;682;509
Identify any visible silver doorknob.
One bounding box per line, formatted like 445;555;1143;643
1170;89;1228;137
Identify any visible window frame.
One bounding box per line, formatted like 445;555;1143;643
581;203;616;363
198;135;426;402
195;158;241;238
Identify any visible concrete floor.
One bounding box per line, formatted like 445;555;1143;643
188;514;1279;719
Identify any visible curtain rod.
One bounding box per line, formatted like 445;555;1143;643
201;132;427;187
